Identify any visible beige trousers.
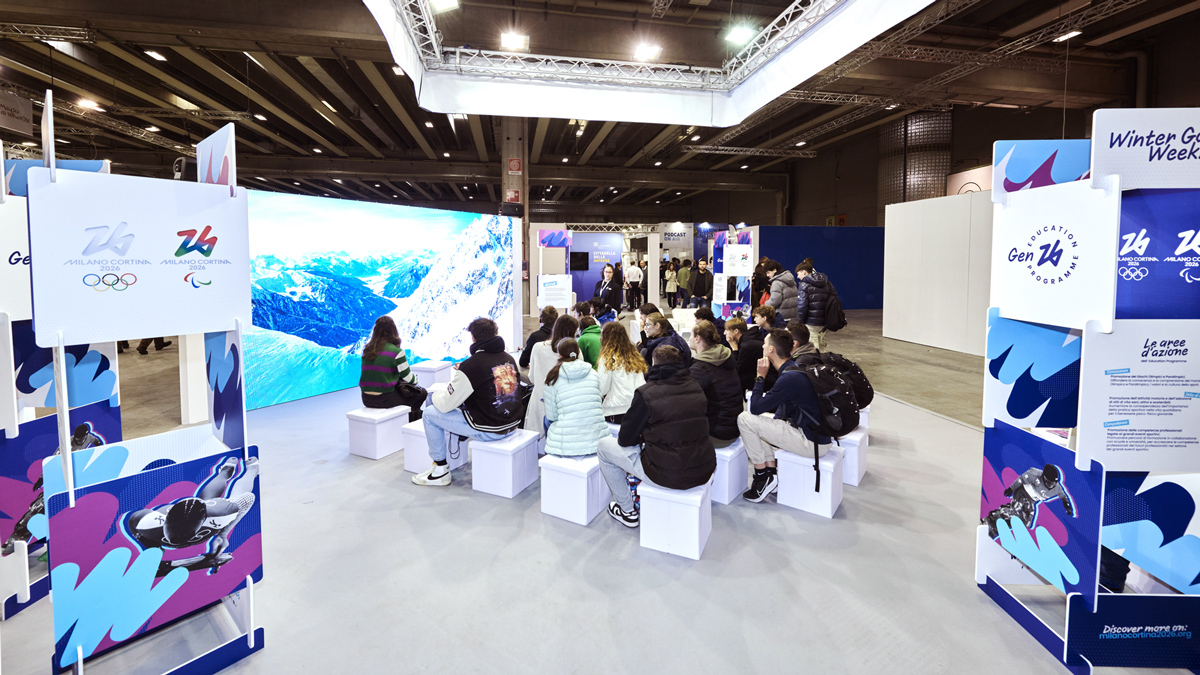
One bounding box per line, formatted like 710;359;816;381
736;411;830;465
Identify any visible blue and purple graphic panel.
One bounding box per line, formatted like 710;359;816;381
537;229;572;248
981;421;1103;608
983;307;1080;428
569;232;623;303
11;319;119;411
46;448;262;669
1116;188;1200;320
1103;471;1200;595
992;139;1092;195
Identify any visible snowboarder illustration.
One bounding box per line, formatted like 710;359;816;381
123;456;259;577
984;463;1075;539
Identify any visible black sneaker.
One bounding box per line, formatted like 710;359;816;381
743;470;779;503
607;501;640;528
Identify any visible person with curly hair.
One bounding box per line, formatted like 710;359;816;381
596;322;648;423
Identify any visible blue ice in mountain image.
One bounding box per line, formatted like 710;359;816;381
244;192;515;409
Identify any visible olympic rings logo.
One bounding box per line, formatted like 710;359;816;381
82;273;137;291
1118;267;1149;281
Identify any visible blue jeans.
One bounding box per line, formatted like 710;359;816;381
598;436;650;511
688;296;709;308
422;404;508;461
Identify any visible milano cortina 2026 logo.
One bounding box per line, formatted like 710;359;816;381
68;222;149;292
1008;224;1080;285
166;225;232;287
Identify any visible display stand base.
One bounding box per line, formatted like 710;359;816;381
2;572;48;620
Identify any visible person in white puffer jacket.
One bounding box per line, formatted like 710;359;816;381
543;338;610;457
524;315;579;438
596;322;648;423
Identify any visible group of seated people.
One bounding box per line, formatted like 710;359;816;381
359;304;832;530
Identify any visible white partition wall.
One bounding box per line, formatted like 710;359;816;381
883;191;992;357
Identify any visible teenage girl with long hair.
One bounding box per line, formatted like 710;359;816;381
359;316;423;418
596;321;648;423
541;337;609;457
523;315;580;437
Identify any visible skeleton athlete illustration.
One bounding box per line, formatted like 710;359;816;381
124;456;259;577
2;423;106;556
984;463;1075;539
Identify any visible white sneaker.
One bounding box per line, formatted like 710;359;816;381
412;465;451;486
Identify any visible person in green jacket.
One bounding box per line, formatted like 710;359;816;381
577;316;602;368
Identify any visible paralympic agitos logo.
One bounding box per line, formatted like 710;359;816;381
1006;224;1079;285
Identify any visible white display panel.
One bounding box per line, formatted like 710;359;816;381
0;196;31;322
883;191;992;357
26;168;250;347
990;178;1121;333
537;274;572;309
1092;108;1200;190
1078;318;1200;472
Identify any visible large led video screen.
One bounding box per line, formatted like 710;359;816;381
246;192;517;409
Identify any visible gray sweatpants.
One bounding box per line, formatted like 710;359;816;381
597;436;650;512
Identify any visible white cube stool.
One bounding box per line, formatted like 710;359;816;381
712;439;748;505
539;454;610;525
839;428;868;487
471;430;540;498
776;447;844;519
638;476;714;560
401;419;469;475
411;360;454;390
858;404;871;431
346;406;410;460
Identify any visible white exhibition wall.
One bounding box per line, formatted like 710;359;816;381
883;190;992;357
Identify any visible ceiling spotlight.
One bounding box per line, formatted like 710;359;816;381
725;25;755;45
313;148;322;153
740;165;749;169
794;141;806;147
78;99;99;109
425;121;435;128
562;157;569;163
255;176;267;181
886;104;897;110
676;191;682;195
56;138;69;144
321;100;337;112
429;0;459;13
392;65;404;76
21;141;35;146
468;195;474;199
393;194;398;198
576;129;584;137
443;152;450;158
375;184;381;187
500;32;530;51
333;179;343;184
174;145;184;149
1053;30;1082;42
654;161;662;166
655;200;660;204
690;135;700;141
634;44;662;62
145;50;167;61
191;142;198;148
600;199;605;203
254;113;267;121
146;126;160;132
294;182;301;185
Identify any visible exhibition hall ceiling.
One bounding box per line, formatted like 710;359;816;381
0;0;1188;217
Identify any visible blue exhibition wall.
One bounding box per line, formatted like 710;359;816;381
245;192;516;410
756;226;884;310
570;232;623;302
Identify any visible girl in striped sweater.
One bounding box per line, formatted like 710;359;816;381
360;316;423;419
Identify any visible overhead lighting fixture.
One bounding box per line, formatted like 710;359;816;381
253;113;267;121
146;126;160;132
740;165;749;169
255;177;267;181
425;121;435;128
600;199;605;203
392;65;404;76
655;200;660;204
313;148;322;153
294;182;301;186
634;44;662;62
576;129;584;137
78;99;100;109
191;142;198;148
145;50;167;61
174;145;184;149
500;32;530;51
794;141;806;147
676;191;682;195
21;141;35;146
725;25;756;45
562;157;569;163
443;152;450;158
885;104;897;110
393;194;398;198
429;0;459;13
243;52;267;70
56;138;69;144
333;179;343;184
654;161;662;166
449;113;467;120
1053;30;1082;42
321;100;337;113
375;184;381;187
468;195;473;199
690;135;700;141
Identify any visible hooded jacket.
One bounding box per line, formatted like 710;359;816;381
577;323;601;368
689;345;743;440
767;270;799;324
796;272;834;327
519;323;553;369
597;360;646;416
431;336;523;434
543;360;610;456
732;325;778;391
640;328;692;368
617;362;715;490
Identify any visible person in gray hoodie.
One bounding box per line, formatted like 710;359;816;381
763;259;799;325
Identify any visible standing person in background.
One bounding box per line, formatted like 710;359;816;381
524;315;579;438
625;259;644;310
795;258;833;351
136;337;172;355
639;313;692;367
596;322;648;423
676;260;692;309
415;318;522;487
752;256;769;308
359;316;423;417
688;258;714;308
763;259;799;325
577;315;602;368
663;262;678;309
592;264;621;314
688;320;743;447
520;306;558;369
542;338;609;457
658;259;666;303
613;262;625;310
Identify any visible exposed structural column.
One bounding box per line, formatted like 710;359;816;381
499;116;531;313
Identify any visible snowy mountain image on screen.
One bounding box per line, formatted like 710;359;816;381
243;191;515;410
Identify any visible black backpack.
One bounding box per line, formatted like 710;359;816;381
782;363;860;491
818;352;873;408
824;289;847;332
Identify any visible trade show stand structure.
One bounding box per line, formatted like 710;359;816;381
750;225;884;311
975;111;1200;673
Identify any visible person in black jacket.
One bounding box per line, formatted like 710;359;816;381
592;264;621;315
688;320;742;445
737;329;831;502
693;306;727;346
795;258;834;351
520;306;558;369
597;345;716;527
688;258;714;308
639;313;692;367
